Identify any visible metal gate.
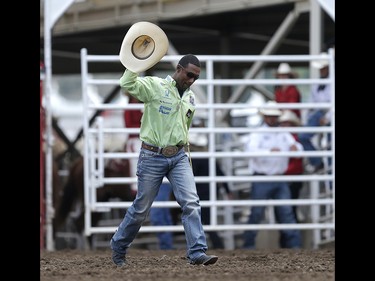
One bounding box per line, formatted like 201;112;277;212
80;50;335;249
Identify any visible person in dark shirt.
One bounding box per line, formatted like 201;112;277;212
189;119;233;249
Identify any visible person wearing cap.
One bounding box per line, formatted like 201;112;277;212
111;22;218;267
242;101;302;249
278;110;304;224
298;53;331;173
274;63;301;118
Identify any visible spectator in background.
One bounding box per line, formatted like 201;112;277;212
278;110;304;223
298;53;331;173
149;181;174;250
189;118;233;249
242;101;302;249
123;93;143;192
274;63;301;118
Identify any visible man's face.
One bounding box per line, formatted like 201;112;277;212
175;63;200;92
320;66;329;78
263;115;279;127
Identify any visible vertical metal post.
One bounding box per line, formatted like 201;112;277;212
40;63;45;250
44;0;55;251
310;180;320;249
42;0;76;251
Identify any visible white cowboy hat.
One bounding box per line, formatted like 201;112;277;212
189;133;208;147
119;21;169;73
312;52;329;69
276;63;291;74
259;101;282;116
278;110;301;125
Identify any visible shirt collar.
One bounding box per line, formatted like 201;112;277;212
165;75;176;86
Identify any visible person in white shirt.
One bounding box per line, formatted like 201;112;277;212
242;101;302;249
298;53;331;172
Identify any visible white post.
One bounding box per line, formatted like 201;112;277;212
42;0;77;251
310;180;320;249
43;0;55;251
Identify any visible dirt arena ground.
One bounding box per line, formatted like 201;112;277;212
40;248;334;281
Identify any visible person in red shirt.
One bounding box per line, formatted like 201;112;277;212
123;93;143;191
123;94;143;139
278;110;304;223
274;63;301;118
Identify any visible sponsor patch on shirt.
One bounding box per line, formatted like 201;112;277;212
159;105;172;114
163;89;170;98
189;96;195;106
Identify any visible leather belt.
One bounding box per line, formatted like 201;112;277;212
141;142;184;157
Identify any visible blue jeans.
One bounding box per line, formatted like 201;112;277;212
298;110;326;167
149;183;174;249
110;147;208;261
242;181;301;249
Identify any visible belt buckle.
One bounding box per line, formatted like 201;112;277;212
162;146;178;157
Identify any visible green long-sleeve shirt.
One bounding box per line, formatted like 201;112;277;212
120;69;196;147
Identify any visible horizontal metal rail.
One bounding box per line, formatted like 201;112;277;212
88;223;335;235
91;198;334;210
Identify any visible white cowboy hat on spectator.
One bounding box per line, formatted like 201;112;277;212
312;52;329;69
276;63;292;74
189;133;208;147
278;110;301;125
259;101;282;116
119;21;169;73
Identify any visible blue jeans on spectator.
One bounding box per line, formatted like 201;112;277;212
150;183;174;249
242;181;301;249
298;110;326;168
110;148;208;261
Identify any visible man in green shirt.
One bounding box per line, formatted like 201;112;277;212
110;54;218;266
